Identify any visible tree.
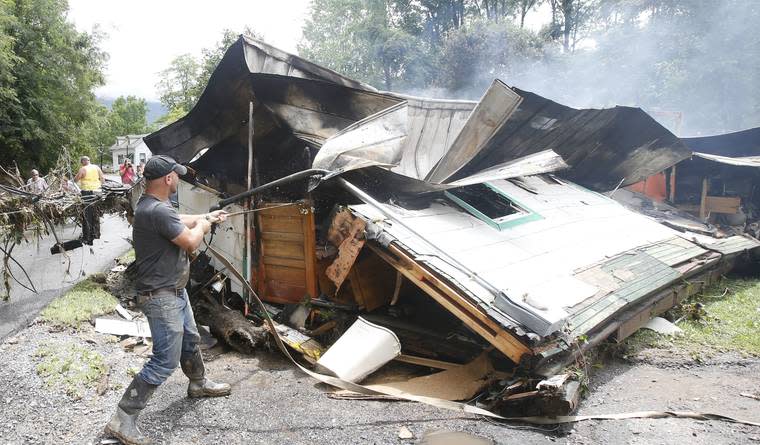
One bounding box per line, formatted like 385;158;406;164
0;0;107;172
109;96;148;136
0;2;19;145
436;19;545;94
514;0;540;28
299;0;430;90
155;54;200;113
547;0;595;52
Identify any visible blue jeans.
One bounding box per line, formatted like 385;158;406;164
137;289;200;386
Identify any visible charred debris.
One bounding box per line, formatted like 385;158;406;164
140;36;760;417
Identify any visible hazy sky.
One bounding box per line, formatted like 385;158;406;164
68;1;549;102
68;0;312;101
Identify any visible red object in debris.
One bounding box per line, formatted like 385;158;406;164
627;172;667;202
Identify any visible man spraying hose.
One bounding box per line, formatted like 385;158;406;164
105;155;230;445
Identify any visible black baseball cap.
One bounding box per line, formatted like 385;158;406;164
143;155;187;180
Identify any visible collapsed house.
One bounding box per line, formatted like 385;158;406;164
143;36;760;415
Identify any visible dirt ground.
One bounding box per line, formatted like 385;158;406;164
1;318;759;445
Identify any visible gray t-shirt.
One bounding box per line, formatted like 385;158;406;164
133;194;189;292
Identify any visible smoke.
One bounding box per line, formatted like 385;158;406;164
399;1;760;137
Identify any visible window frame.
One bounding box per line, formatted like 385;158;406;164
444;182;542;231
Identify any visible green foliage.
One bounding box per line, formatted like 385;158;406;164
40;278;117;329
676;279;760;355
118;249;135;264
35;342;107;399
156;53;200;112
75;95;150;162
624;278;760;357
299;0;431;90
0;0;107;172
109;96;148;136
437;18;546;93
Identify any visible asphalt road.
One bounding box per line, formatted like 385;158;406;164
0;214;132;341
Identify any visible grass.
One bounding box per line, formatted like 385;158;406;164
40;278;117;329
624;277;760;358
34;342;107;399
118;248;135;264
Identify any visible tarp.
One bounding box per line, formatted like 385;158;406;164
683;127;760;157
692;152;760;168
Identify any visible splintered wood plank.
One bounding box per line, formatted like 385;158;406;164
302;206;318;300
367;242;532;364
699;178;708;219
326;214;366;289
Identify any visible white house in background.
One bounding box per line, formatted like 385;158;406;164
110;134;152;172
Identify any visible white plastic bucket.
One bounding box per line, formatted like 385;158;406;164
316;317;401;383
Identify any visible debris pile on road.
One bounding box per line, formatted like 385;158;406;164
0;155;138;298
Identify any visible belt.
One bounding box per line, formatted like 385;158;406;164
138;287;184;298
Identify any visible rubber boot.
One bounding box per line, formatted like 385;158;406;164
104;375;157;445
181;349;231;398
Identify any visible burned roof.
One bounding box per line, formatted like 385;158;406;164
145;35;690;194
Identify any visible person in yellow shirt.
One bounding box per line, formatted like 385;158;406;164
74;156;105;245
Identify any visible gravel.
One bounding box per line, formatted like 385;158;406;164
1;319;758;444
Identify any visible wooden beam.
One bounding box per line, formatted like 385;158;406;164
395;354;462;370
699;177;709;219
390;271;403;306
367;242;532;364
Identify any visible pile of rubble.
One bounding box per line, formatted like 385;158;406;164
120;36;760;418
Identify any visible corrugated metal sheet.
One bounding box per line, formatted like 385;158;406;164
313;98;476;180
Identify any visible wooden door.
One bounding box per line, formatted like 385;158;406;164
256;201;318;304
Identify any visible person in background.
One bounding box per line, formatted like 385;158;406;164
74;156;104;245
26;169;48;194
120;159;136;185
61;173;80;195
136;161;145;179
